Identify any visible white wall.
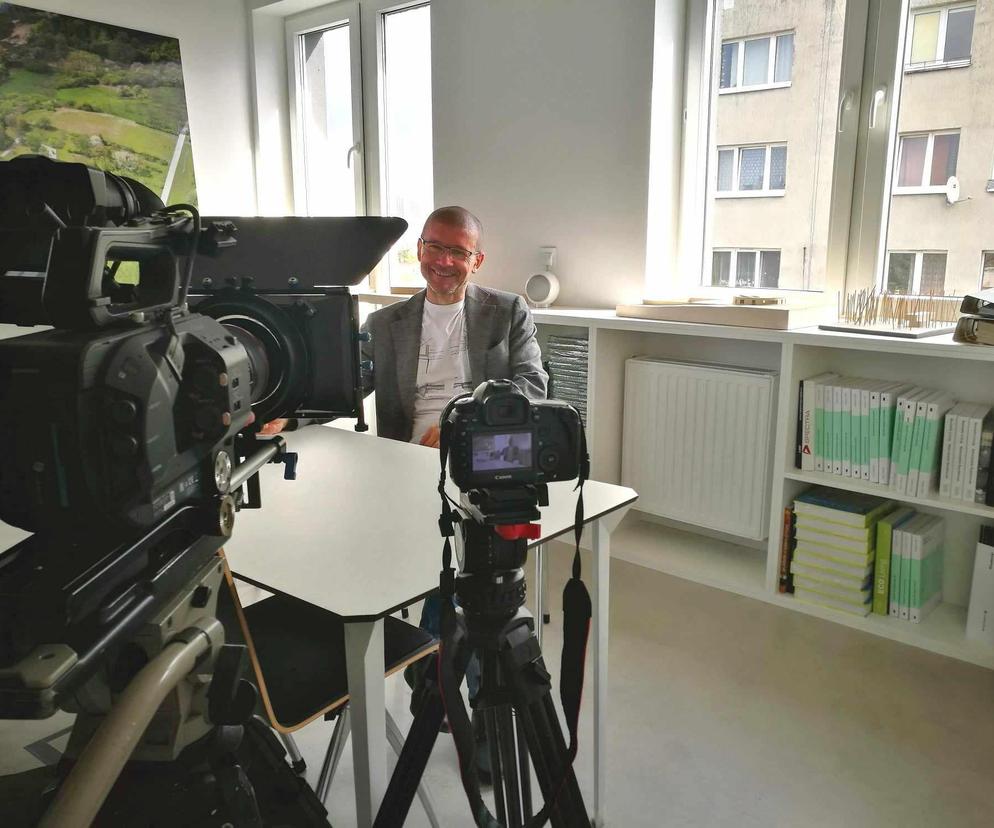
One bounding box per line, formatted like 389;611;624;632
431;0;656;309
19;0;257;214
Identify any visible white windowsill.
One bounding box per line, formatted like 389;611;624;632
892;186;948;196
718;81;792;95
904;58;971;74
714;190;786;199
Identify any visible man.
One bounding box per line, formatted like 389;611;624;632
360;205;547;445
262;206;547;437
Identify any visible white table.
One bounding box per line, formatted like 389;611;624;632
224;426;636;827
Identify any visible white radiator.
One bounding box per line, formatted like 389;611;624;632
622;358;778;540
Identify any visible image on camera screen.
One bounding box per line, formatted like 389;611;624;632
471;431;533;472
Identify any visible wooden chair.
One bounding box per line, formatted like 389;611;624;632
216;555;439;825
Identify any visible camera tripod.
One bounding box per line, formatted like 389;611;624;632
374;488;590;828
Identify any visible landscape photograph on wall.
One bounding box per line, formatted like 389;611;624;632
0;3;196;205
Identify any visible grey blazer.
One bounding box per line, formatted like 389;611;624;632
360;284;548;442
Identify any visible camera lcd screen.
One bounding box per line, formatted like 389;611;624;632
471;431;533;472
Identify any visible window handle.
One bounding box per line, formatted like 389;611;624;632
868;86;887;130
347;142;362;168
837;89;855;133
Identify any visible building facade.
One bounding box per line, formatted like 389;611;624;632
709;0;994;297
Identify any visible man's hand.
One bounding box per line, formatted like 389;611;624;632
259;418;289;436
418;424;441;448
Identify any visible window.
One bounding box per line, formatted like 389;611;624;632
719;32;795;91
711;249;781;288
650;0;988;300
894;131;960;192
883;251;947;294
379;4;433;288
906;4;975;70
716;144;787;196
981;251;994;290
286;1;433;291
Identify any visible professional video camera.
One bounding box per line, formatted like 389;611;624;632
0;156;406;826
376;381;592;828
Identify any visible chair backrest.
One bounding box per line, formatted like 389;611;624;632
216;552;437;734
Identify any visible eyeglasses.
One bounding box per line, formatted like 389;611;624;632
418;237;479;263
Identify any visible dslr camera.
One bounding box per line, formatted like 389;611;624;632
445;380;583;491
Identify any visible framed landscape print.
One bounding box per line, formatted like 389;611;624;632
0;3;197;205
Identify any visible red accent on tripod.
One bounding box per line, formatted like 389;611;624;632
493;523;541;540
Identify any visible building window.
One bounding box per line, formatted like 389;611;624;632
884;251;947;294
906;4;975;71
286;0;432;290
711;249;781;288
981;251;994;290
894;131;959;193
716;144;787;196
719;32;794;92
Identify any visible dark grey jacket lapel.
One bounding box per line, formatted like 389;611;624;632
389;290;425;426
465;284;496;386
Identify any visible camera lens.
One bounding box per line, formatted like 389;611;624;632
222;321;272;404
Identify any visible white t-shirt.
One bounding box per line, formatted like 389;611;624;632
410;299;474;443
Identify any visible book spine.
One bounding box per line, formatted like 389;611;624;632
873;518;893;615
908;529;923;623
894;397;918;495
880;391;896;485
939;410;956;498
906;399;930;497
917;403;947;498
861;388;871;480
778;507;794;594
899;525;912;620
801;379;816;471
966;538;994;644
869;388;881;484
952;413;967;500
841;385;852;478
832;384;843;475
795;380;804;470
814;382;825;472
887;394;905;487
889;528;903;618
963;412;985;503
850;384;861;480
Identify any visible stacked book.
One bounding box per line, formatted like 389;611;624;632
545;334;588;424
872;508;945;623
789;487;895;616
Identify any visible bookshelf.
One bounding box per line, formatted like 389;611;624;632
533;309;994;670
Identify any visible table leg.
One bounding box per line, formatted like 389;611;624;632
534;543;545;648
590;519;610;827
344;619;387;827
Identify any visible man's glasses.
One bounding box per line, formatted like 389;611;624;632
418;237;479;263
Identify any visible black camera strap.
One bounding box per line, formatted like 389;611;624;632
435;415;592;828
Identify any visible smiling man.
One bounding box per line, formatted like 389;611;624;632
360;206;548;446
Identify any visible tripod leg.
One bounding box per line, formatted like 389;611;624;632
496;706;524;828
515;713;533;820
373;630;474;828
483;708;507;825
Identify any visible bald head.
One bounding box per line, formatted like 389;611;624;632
422;206;484;251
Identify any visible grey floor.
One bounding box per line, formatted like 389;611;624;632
3;533;994;826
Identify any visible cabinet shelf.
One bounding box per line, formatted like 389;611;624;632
783;469;994;519
772;596;994;669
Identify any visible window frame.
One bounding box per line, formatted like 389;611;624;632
718;31;795;94
904;3;975;73
710;247;782;288
715;143;788;198
893;129;960;194
882;249;948;294
282;0;431;291
980;250;994;290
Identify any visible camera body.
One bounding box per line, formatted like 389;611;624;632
446;380;582;491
